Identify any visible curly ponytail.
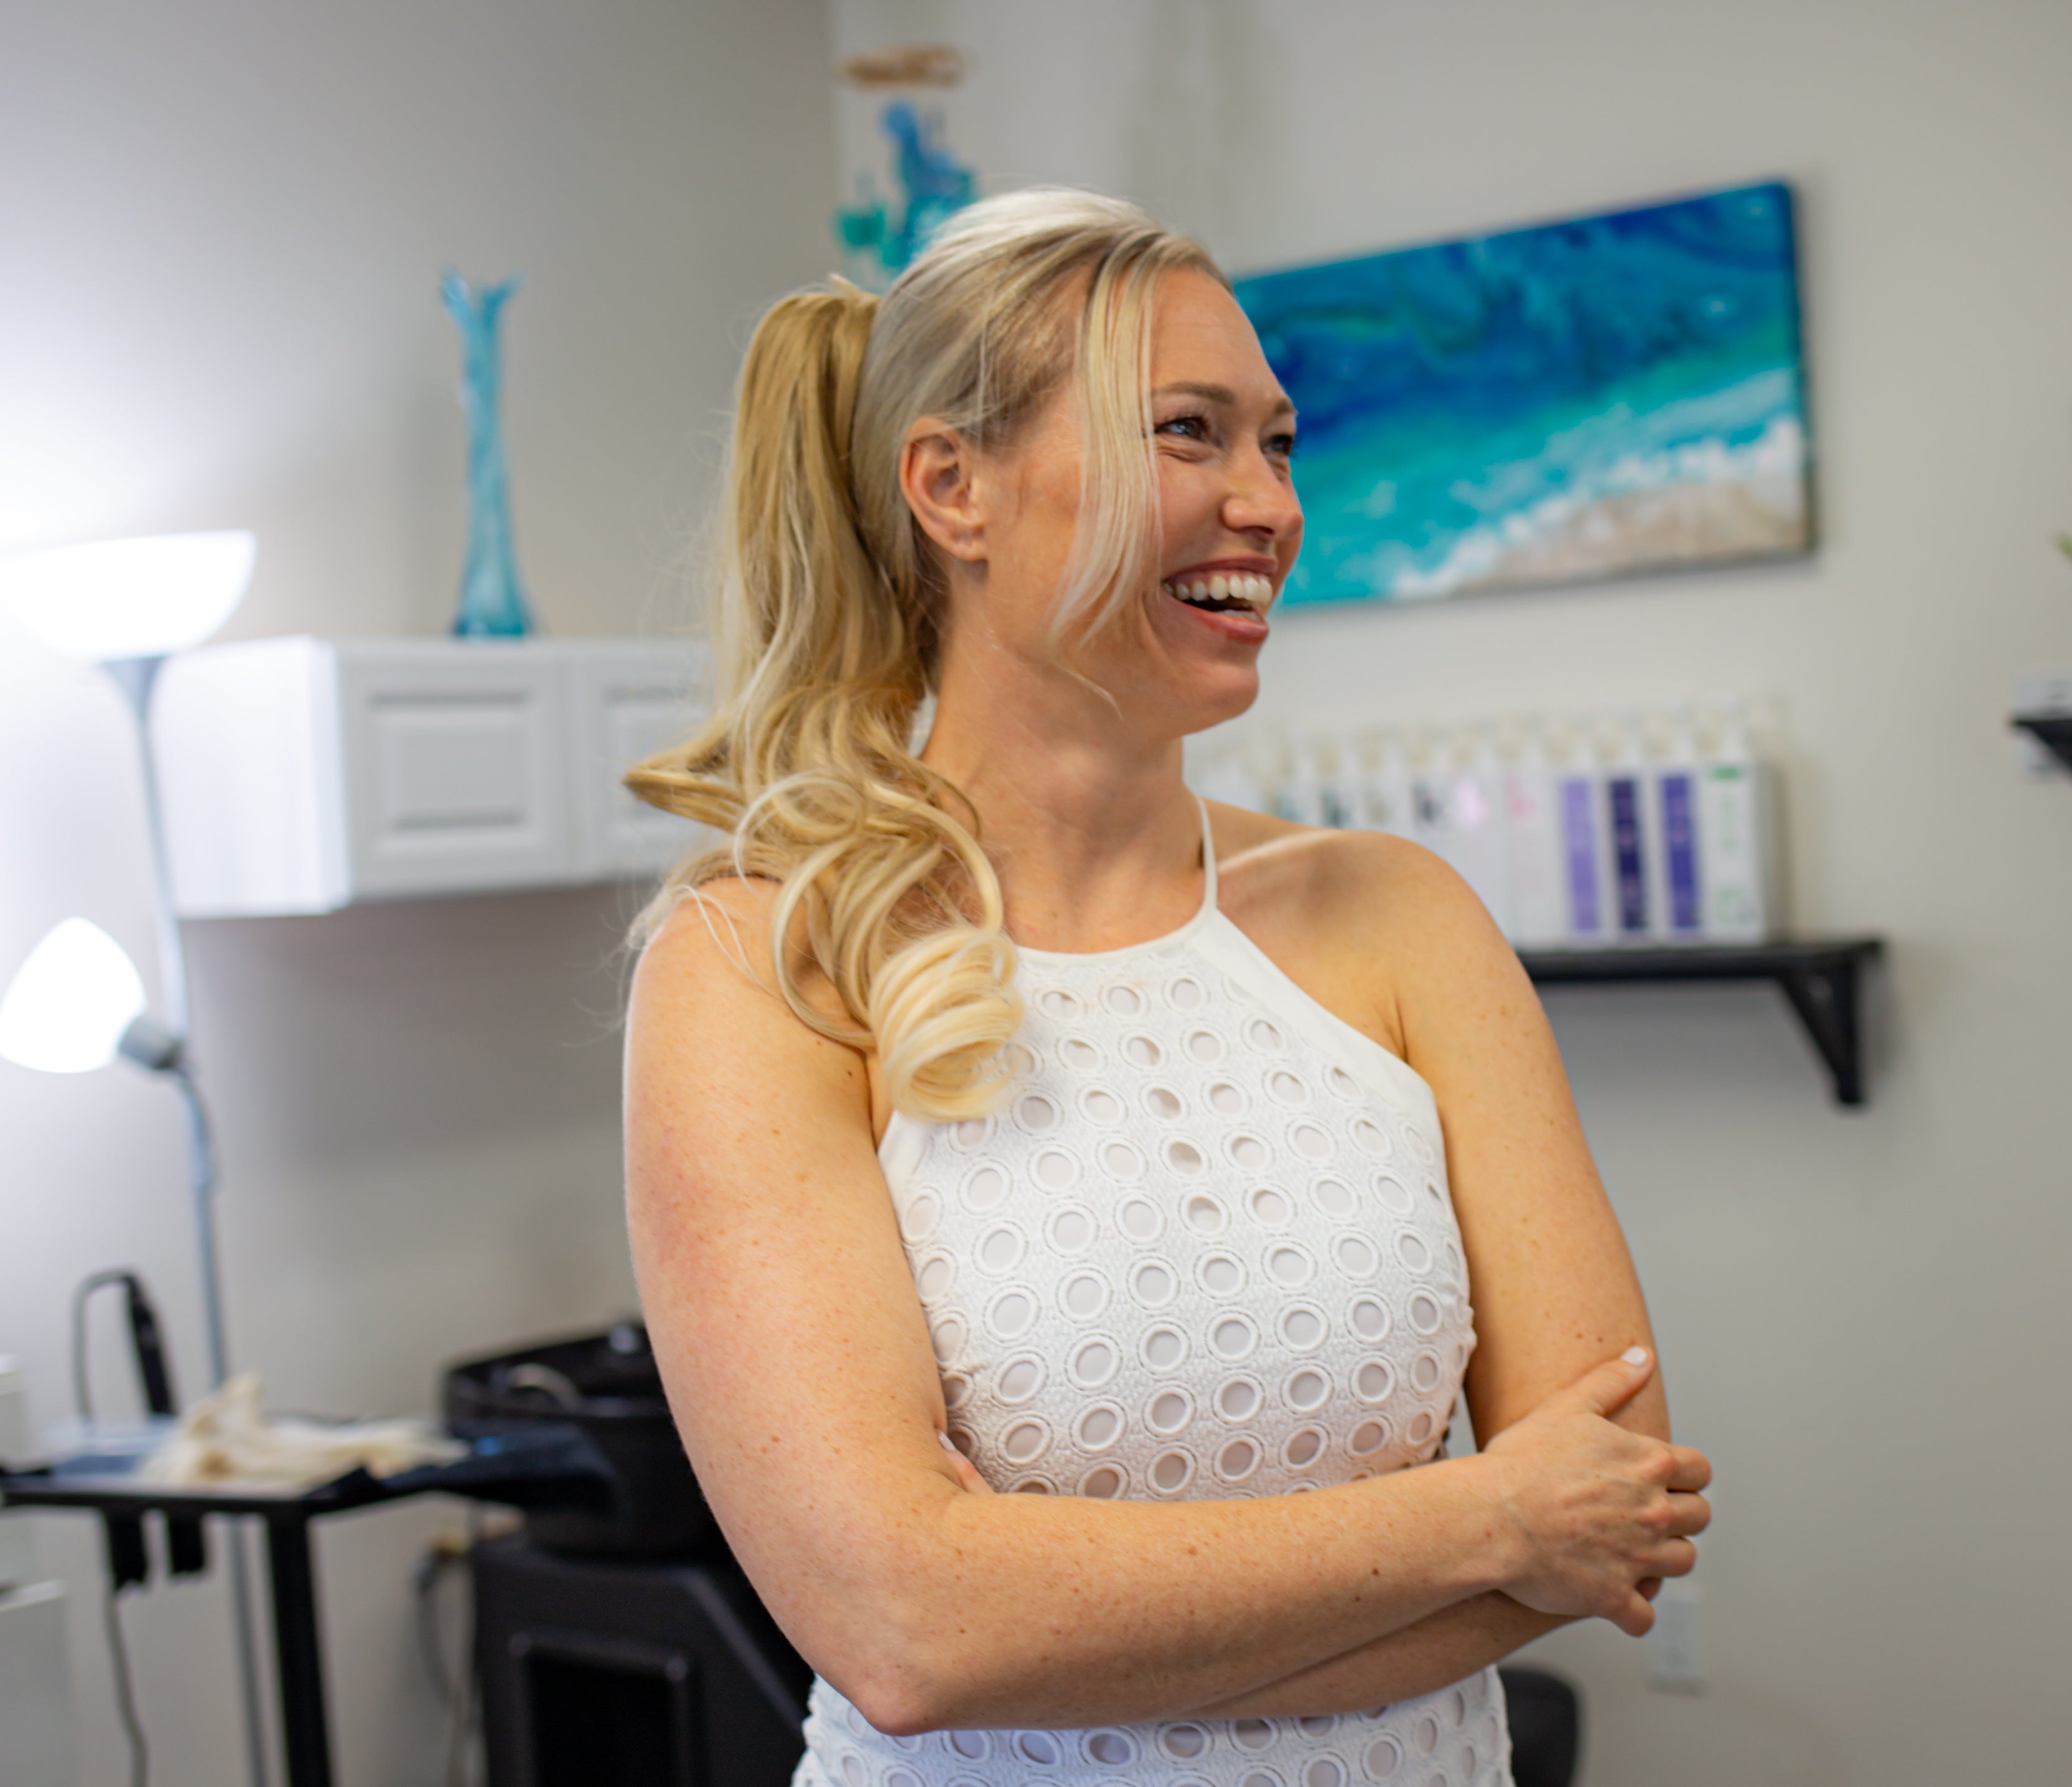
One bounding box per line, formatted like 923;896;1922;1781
629;190;1223;1121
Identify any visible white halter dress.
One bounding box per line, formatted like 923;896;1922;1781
796;801;1512;1787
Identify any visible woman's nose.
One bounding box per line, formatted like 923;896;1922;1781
1222;454;1303;542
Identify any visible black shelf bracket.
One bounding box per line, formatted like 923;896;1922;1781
2011;711;2072;772
1518;937;1885;1108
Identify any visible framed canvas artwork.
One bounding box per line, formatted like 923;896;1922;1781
1234;181;1812;607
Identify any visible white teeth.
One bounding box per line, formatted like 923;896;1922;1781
1162;572;1278;611
1208;573;1231;601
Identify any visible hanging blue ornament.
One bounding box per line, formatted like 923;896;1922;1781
442;271;534;638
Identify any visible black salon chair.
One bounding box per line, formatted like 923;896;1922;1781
1498;1666;1582;1787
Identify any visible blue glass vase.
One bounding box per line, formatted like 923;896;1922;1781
442;271;534;638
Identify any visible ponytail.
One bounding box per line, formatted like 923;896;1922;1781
630;192;1221;1122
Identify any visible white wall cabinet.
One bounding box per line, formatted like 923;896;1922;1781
154;637;708;916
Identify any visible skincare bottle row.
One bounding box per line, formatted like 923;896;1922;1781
1190;704;1783;948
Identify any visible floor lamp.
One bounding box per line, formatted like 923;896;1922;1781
0;531;271;1787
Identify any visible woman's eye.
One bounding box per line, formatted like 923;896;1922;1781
1267;431;1298;459
1156;413;1211;442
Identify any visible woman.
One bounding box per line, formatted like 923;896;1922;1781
623;189;1710;1787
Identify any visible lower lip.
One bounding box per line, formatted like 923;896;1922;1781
1166;589;1269;643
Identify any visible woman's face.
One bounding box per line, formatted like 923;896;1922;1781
922;266;1303;742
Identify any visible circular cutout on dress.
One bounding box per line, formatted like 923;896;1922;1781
839;1752;868;1787
1411;1351;1443;1393
1149;1449;1196;1493
1350;1117;1391;1158
1187;1029;1226;1063
1075;1402;1125;1450
1079;1464;1126;1500
1102;1139;1145;1180
1396;1231;1433;1274
1080;1086;1125;1126
1334;1235;1379;1277
951;1117;993;1152
1304;1757;1346;1787
1208;1080;1246;1116
1016;1731;1062;1766
1209;1313;1259;1361
929;1315;966;1363
1232;1720;1274;1752
1144;1086;1185;1121
1084;1730;1137;1766
1059;1036;1101;1071
1159;1724;1210;1761
1408;1291;1443;1335
1426;1179;1445;1206
1204;1371;1258;1421
1132;1259;1179;1308
1414;1715;1440;1755
1196;1253;1245;1297
1327;1066;1361;1100
1408;1410;1436;1447
1310;1177;1357;1220
1239;1769;1285;1787
1124;1033;1164;1068
1015;1093;1058;1132
1349;1417;1391;1456
1266;1244;1315;1288
1037;988;1082;1022
977;1225;1026;1275
1183;1193;1228;1236
1354;1358;1397;1403
1248;1186;1292;1226
948;1732;989;1761
1047;1205;1096;1253
1010;1477;1056;1495
1283;1427;1327;1469
915;1253;956;1297
1119;1197;1163;1242
1069;1334;1120;1388
1147;1387;1194;1435
1362;1735;1404;1780
1290;1123;1333;1160
887;1766;923;1787
1406;1126;1437;1164
1001;1419;1052;1465
941;1372;972;1410
1245;1018;1286;1052
962;1164;1010;1212
1279;1304;1327;1351
902;1192;940;1240
1267;1070;1309;1107
986;1290;1038;1339
1102;983;1147;1017
1165;973;1207;1011
1283;1366;1331;1413
1299;1717;1338;1740
1060;1271;1111;1320
1139;1325;1188;1370
996;1355;1047;1404
1165;1137;1206;1175
1447;1688;1468;1728
1004;1043;1037;1078
1349;1296;1392;1342
1034;1148;1080;1190
1372;1174;1414;1215
1226;1133;1271;1171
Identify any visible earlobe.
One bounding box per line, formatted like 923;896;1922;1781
901;422;987;564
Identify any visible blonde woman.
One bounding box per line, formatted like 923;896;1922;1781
624;190;1710;1787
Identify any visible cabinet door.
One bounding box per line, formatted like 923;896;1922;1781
567;643;709;880
334;645;573;899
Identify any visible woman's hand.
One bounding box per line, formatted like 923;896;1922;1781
1475;1348;1712;1636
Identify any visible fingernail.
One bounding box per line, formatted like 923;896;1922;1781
937;1430;961;1457
1623;1346;1651;1368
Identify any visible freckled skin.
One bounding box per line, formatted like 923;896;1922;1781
623;267;1709;1736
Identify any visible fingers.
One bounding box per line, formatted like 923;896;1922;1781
1610;1590;1657;1638
1664;1491;1710;1538
938;1429;993;1494
1560;1346;1657;1419
1667;1444;1712;1492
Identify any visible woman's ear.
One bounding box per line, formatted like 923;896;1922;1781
900;421;987;564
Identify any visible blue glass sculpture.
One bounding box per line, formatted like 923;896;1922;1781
442;271;534;638
832;100;977;289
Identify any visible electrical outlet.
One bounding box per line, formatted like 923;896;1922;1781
1647;1578;1704;1693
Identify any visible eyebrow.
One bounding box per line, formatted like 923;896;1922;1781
1154;380;1297;422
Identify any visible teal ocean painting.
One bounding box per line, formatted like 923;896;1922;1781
1234;182;1811;606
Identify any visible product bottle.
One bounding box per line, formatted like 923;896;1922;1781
1503;720;1569;948
1361;728;1417;837
1556;717;1612;945
1284;734;1333;828
1327;729;1368;832
1651;707;1706;943
1411;727;1458;864
1696;702;1781;942
1449;724;1514;936
1603;712;1654;943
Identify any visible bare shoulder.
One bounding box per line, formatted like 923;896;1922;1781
1205;802;1518;1061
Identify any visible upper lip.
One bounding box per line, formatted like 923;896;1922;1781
1164;556;1279;584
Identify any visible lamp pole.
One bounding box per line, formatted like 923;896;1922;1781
103;652;272;1787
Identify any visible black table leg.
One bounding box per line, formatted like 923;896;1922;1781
263;1513;334;1787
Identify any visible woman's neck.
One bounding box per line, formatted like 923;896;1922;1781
921;683;1206;955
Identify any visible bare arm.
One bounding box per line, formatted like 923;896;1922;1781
624;885;1696;1735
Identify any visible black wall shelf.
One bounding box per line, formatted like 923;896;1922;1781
2011;711;2072;772
1517;937;1885;1108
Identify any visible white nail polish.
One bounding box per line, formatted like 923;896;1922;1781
1623;1346;1651;1367
937;1429;961;1456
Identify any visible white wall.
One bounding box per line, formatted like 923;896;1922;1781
0;4;834;1783
836;2;2072;1783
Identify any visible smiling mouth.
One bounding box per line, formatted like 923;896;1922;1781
1161;571;1276;616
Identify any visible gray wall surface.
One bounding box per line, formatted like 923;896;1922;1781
0;3;834;1782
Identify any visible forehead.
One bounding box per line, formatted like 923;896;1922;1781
1149;268;1287;406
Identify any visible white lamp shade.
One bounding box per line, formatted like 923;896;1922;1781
0;919;148;1073
0;530;256;661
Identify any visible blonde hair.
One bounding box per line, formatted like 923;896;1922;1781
628;189;1223;1121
